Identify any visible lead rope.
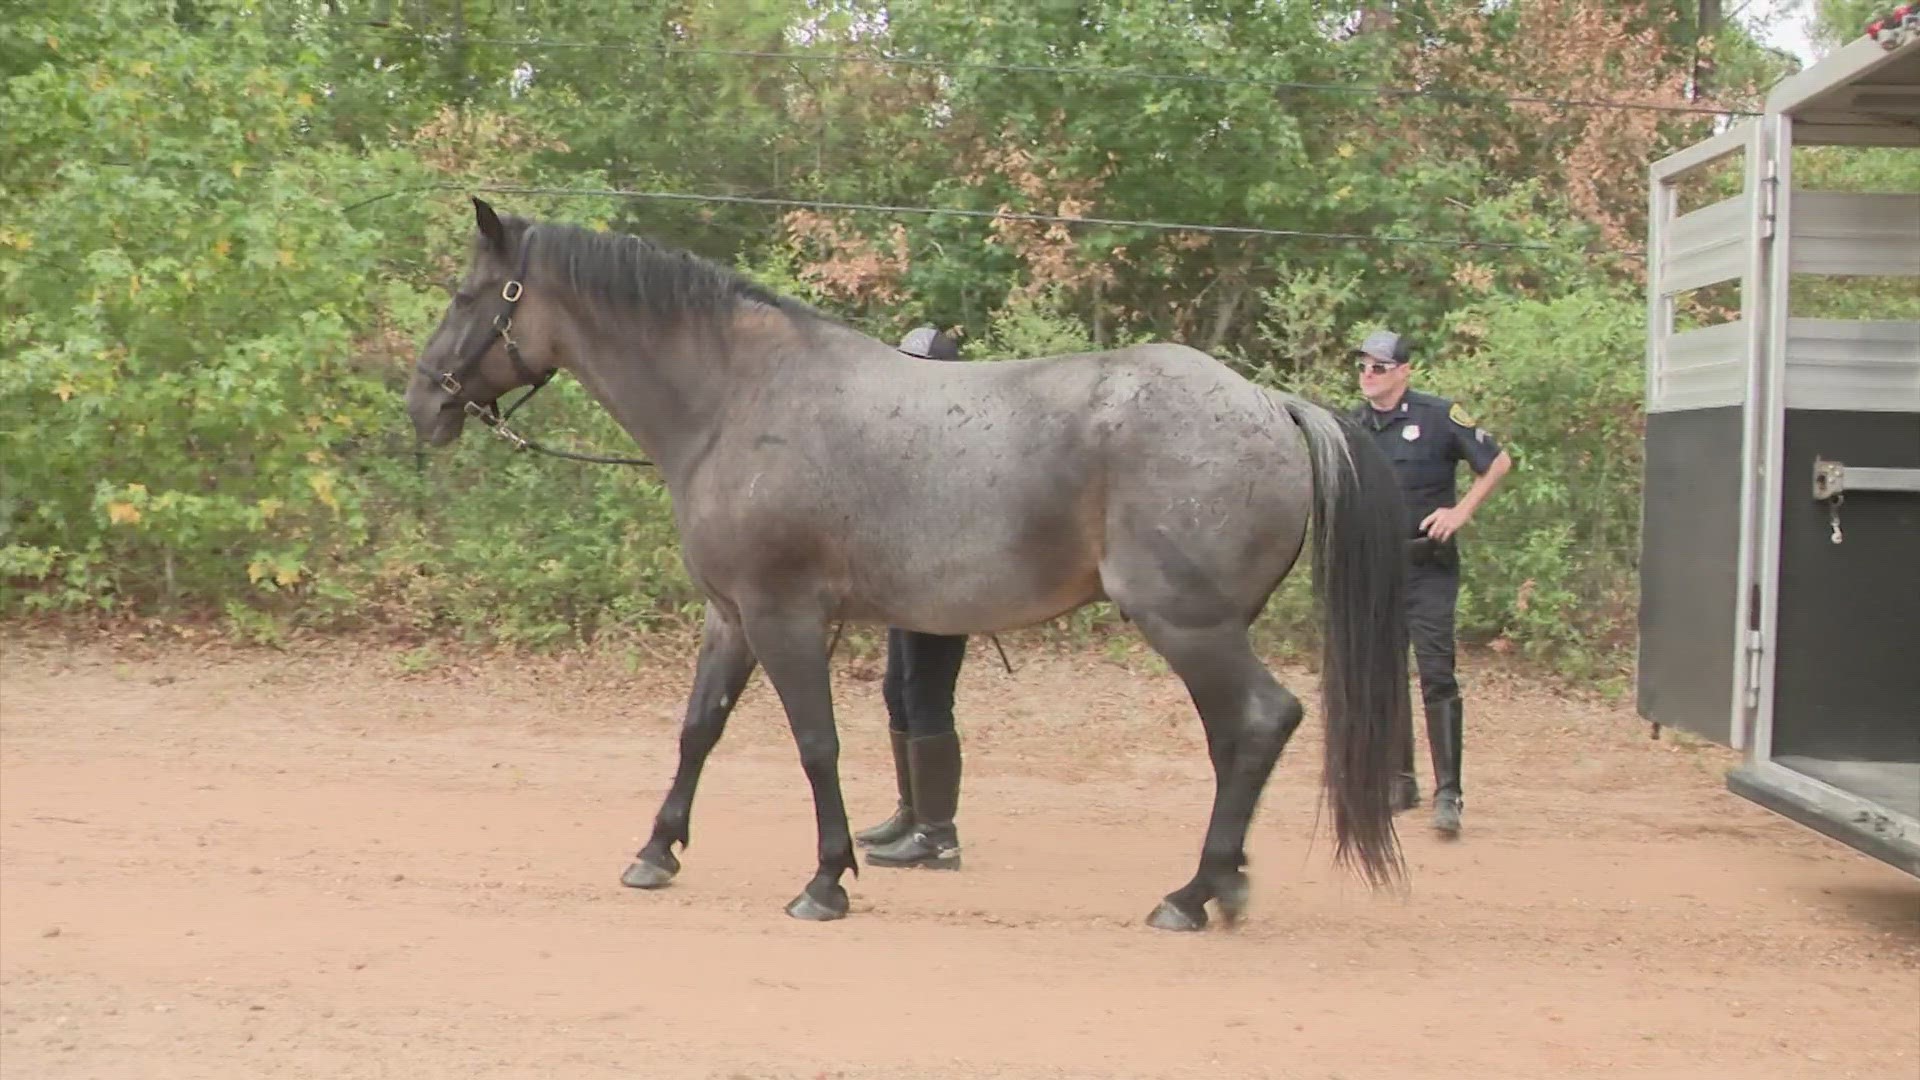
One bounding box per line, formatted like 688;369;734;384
824;621;1016;675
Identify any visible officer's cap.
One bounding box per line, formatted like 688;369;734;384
898;325;961;360
1353;329;1407;364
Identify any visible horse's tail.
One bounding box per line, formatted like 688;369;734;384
1276;392;1411;892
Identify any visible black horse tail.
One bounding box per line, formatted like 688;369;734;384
1277;392;1411;892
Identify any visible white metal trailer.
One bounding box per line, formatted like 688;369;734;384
1638;17;1920;876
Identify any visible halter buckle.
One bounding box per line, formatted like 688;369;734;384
501;280;523;302
438;371;462;395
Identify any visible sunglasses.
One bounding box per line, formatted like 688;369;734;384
1354;359;1402;375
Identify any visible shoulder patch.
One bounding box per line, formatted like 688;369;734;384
1448;402;1477;428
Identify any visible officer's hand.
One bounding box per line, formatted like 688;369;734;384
1421;505;1472;542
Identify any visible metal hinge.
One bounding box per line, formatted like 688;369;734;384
1759;159;1777;239
1742;629;1764;710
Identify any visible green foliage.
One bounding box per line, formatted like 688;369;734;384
0;0;1889;680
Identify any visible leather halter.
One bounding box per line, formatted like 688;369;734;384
416;234;651;467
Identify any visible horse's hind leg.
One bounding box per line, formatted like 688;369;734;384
1127;614;1303;932
623;602;757;890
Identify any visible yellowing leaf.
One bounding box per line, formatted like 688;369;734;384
130;60;154;77
127;483;146;495
213;238;231;258
307;471;339;511
45;35;58;51
274;564;303;588
106;502;142;526
54;382;74;402
1337;143;1355;159
128;274;141;297
247;559;268;584
257;498;283;521
296;92;314;108
277;248;295;268
230;161;246;178
1333;185;1352;201
305;448;326;464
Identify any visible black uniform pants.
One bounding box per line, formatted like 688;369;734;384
1402;538;1466;798
1407;560;1461;707
881;628;968;738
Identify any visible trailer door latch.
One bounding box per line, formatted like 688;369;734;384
1812;458;1920;544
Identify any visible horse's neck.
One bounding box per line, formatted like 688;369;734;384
555;302;761;481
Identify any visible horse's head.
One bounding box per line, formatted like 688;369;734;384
406;197;559;446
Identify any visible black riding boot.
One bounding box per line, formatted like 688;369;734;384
1427;697;1463;835
855;730;915;848
1391;722;1421;812
865;732;962;870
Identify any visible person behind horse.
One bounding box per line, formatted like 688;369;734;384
1350;329;1511;836
855;325;971;870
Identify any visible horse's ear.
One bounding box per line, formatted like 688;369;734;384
472;196;506;251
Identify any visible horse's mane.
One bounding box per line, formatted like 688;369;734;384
509;215;825;333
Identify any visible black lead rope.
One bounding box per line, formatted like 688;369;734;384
824;620;1016;675
466;388;655;468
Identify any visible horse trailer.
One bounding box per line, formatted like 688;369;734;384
1638;17;1920;876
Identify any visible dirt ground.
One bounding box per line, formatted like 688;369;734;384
2;629;1915;1080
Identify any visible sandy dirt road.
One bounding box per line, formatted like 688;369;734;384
2;630;1915;1079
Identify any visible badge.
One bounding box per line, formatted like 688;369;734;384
1449;403;1476;428
1403;424;1420;441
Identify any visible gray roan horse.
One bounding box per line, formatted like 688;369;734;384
404;197;1414;930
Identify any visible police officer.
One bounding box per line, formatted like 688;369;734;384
1350;329;1512;836
856;325;970;870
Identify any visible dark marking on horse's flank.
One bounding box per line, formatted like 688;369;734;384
1145;528;1233;630
755;434;788;449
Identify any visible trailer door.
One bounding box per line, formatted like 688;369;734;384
1637;120;1775;750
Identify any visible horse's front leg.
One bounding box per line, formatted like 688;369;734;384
738;605;856;921
623;602;757;890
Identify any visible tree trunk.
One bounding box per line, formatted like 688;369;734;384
1692;0;1723;100
1204;275;1249;354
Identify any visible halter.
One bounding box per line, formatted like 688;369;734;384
417;234;652;468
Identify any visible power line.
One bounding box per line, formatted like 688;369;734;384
343;182;1643;257
354;30;1758;118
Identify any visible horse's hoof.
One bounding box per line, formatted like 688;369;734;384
784;886;849;922
1145;898;1207;932
621;858;677;890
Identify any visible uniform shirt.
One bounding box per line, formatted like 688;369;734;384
1351;389;1504;538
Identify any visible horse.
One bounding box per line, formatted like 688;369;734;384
402;197;1414;930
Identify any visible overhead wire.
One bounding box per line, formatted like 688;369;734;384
343;182;1634;256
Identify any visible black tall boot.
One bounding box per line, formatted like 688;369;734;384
1391;721;1421;812
855;730;915;848
1427;697;1463;836
865;731;962;870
